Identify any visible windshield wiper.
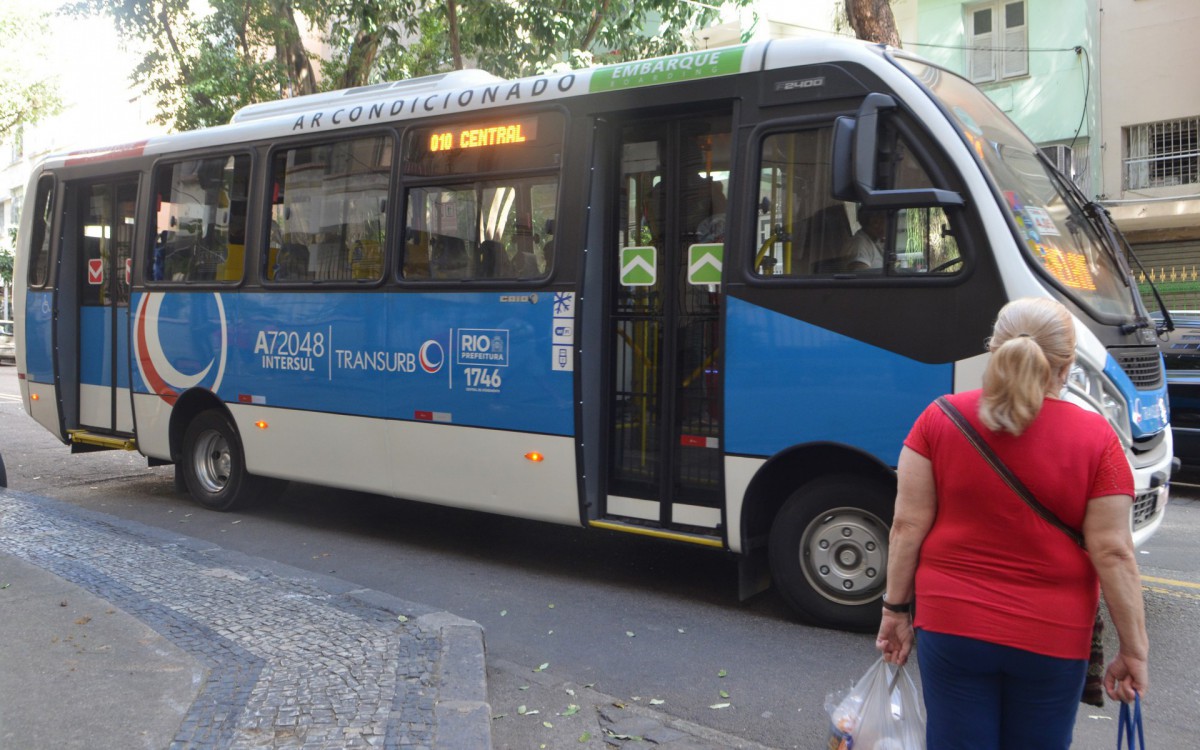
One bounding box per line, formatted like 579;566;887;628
1035;152;1174;336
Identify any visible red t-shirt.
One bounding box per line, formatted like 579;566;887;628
904;390;1133;659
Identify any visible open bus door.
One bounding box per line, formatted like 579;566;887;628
70;178;138;439
601;112;731;537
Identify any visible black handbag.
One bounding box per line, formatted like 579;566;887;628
935;397;1106;707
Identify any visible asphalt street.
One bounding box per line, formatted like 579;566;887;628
2;364;1198;748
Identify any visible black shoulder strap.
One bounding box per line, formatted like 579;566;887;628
934;396;1085;548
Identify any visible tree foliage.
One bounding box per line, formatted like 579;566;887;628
0;2;62;138
71;0;751;132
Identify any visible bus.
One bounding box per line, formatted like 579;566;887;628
13;38;1176;630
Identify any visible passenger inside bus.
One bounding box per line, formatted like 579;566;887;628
275;242;310;280
844;205;888;271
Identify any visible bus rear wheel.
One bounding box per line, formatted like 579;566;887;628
181;410;282;511
768;475;893;632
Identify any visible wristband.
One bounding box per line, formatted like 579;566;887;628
881;595;912;614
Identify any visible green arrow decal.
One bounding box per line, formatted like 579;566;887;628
620;246;657;286
688;243;723;285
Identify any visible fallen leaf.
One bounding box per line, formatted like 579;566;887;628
719;690;730;699
397;615;409;623
517;705;528;715
543;721;554;728
579;732;592;742
650;698;665;706
534;662;550;672
562;704;580;716
625;631;635;637
500;610;508;616
519;685;530;691
565;688;576;697
710;702;731;709
717;669;728;678
548;603;555;609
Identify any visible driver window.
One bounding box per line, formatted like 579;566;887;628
753;127;962;278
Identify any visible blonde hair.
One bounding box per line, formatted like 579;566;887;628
979;297;1076;435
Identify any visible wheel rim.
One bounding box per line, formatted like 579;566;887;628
798;506;889;605
191;428;232;494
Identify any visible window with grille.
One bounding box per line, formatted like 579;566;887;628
966;1;1027;84
1124;117;1200;190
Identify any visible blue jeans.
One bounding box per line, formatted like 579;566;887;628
916;629;1087;750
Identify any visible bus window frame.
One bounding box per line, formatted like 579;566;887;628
396;106;568;287
26;173;58;289
145;149;257;288
261;128;399;289
742;112;976;289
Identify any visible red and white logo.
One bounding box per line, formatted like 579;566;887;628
134;292;228;404
87;259;104;285
419;340;445;373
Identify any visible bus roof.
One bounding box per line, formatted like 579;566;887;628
44;37;889;170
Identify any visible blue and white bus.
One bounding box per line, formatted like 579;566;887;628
14;39;1176;630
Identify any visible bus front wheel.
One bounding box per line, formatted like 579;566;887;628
181;410;267;511
768;475;893;632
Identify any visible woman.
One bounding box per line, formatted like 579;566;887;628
875;297;1149;749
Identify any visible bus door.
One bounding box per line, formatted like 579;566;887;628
73;178;138;434
604;113;731;532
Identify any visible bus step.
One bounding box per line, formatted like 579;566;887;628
589;519;724;548
67;430;138;451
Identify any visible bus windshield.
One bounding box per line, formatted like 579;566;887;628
893;56;1138;321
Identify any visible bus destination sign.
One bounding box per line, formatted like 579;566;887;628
428;118;538;152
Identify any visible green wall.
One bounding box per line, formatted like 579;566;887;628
911;0;1097;145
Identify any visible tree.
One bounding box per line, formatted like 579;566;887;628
0;2;62;138
843;0;901;48
72;0;751;132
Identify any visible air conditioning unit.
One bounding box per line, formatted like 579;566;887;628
1041;144;1074;177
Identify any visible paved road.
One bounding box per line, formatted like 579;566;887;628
2;365;1198;748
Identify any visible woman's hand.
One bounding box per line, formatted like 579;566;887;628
875;610;915;666
1104;650;1149;703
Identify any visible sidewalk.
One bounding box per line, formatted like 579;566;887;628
0;489;491;749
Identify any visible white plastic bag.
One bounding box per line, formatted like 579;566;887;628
825;657;926;750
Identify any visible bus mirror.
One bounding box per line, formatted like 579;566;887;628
832;94;966;210
831;116;858;202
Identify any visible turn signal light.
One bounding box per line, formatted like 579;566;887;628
255;420;269;430
524;451;544;463
30;393;39;401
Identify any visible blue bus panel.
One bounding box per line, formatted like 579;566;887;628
23;291;55;382
724;296;953;465
130;290;576;436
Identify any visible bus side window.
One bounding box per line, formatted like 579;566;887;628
753;126;963;278
266;135;392;284
150;154;251;284
27;176;55;287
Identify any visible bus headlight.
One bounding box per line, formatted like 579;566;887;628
1067;360;1131;445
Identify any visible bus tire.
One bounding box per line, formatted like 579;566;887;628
768;475;892;632
181;410;260;512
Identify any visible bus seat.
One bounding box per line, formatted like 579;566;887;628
479;239;504;278
799;204;853;274
432;236;467;279
404;229;431;279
